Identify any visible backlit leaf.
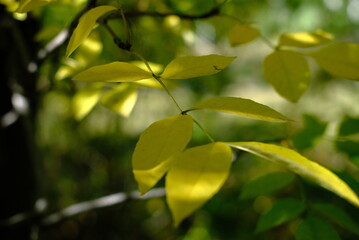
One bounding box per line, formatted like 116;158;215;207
72;62;153;82
166;142;232;227
255;198;306;233
132;115;193;195
66;5;117;57
263;50;310;102
311;203;359;236
160;55;236;79
308;42;359;81
279;30;333;48
100;84;138;117
228;23;260;46
228;142;359;208
240;172;295;199
295;216;341;240
16;0;52;13
72;83;104;120
188;97;290;122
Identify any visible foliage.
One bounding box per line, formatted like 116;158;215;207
2;0;359;239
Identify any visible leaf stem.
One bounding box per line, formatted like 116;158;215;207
193;118;215;143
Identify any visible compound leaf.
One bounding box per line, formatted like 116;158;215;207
66;5;117;57
100;83;138;117
73;62;153;82
132;115;193;195
255;198;306;233
161;55;236;79
16;0;52;13
308;42;359;81
279;30;333;48
263;50;310;102
188;97;290;122
228;142;359;208
166;142;232;227
228;23;260;46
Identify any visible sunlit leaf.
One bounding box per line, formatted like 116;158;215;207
72;62;153;82
161;55;236;79
228;142;359;208
66;5;117;57
228;23;260;46
16;0;52;13
166;142;232;227
72;83;104;120
311;203;359;236
100;84;138;117
255;198;306;233
240;172;295;199
188;97;290;122
263;50;310;102
308;42;359;81
132;115;193;195
295;216;341;240
279;30;333;48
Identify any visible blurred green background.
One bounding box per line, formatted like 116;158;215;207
1;0;359;239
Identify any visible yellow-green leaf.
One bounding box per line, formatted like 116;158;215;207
132;115;193;195
72;83;104;120
72;62;153;82
228;23;260;47
166;142;232;227
100;83;138;117
263;50;310;102
16;0;52;13
187;97;290;122
307;42;359;81
279;30;333;48
66;5;117;57
160;55;236;79
228;142;359;208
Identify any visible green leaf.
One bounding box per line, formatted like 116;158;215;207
72;83;104;120
308;42;359;81
295;216;341;240
228;23;260;47
100;84;138;117
72;62;153;82
160;55;236;79
278;30;333;48
336;116;359;157
66;5;117;57
292;115;327;151
132;115;193;195
166;142;232;227
255;198;306;233
228;142;359;208
240;172;295;200
16;0;52;13
188;97;290;122
263;50;310;102
311;203;359;236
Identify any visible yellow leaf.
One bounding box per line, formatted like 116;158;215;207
228;23;260;47
132;115;193;195
279;30;333;48
72;62;153;82
187;97;290;122
307;42;359;81
166;142;232;227
72;83;104;120
263;50;310;102
100;84;138;117
16;0;52;13
160;55;236;79
228;142;359;208
66;5;117;57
